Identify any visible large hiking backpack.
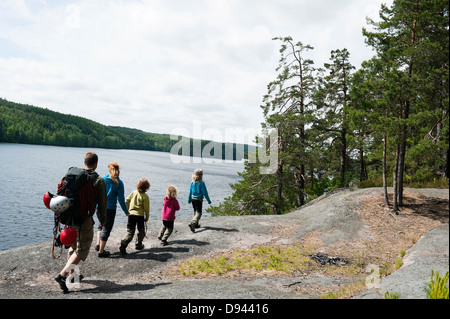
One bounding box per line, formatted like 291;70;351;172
56;167;99;226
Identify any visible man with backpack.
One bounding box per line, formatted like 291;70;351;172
54;152;107;294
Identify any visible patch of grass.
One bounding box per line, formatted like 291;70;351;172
384;291;401;299
178;244;366;278
395;258;403;270
179;244;316;276
179;256;234;276
179;245;316;276
320;280;367;299
394;249;406;270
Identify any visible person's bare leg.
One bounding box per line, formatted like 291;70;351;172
99;240;107;253
96;231;101;247
60;253;81;277
55;252;81;293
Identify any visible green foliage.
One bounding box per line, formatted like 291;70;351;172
209;0;449;217
208;153;284;216
425;270;449;299
361;0;449;211
0;99;250;160
179;245;318;276
384;291;401;299
0;99;175;151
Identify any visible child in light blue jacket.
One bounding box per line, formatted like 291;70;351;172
188;169;211;232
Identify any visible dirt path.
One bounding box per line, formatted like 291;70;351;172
0;187;448;299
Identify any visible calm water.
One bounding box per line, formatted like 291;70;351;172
0;143;243;251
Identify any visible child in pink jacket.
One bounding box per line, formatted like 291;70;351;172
158;185;180;246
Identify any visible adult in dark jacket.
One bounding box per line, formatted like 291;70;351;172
55;152;107;294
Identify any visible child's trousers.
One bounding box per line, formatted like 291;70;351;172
191;198;203;227
121;215;145;248
158;220;174;241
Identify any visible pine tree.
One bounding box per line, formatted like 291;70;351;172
363;0;449;212
314;48;355;188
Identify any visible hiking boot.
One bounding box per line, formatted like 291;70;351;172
161;240;169;246
95;245;100;251
119;246;127;255
55;274;69;294
188;223;195;233
135;243;144;250
194;224;201;229
98;250;111;258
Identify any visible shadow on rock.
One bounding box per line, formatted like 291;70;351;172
195;226;239;233
109;250;173;262
79;280;171;294
403;197;449;223
171;239;210;246
151;246;190;253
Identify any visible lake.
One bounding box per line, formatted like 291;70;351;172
0;143;244;251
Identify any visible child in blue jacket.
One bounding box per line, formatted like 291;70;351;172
188;169;211;232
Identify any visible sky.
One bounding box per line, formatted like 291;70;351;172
0;0;393;144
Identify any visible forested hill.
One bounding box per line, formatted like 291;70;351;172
0;98;251;160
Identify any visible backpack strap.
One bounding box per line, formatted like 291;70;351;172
52;217;62;259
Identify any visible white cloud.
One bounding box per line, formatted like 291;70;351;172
0;0;392;143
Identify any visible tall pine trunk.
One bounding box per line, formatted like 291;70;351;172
359;145;367;182
397;5;417;206
276;137;284;215
299;163;305;206
398;129;407;205
297;48;306;206
298;106;305;206
383;133;389;206
340;65;349;188
340;127;347;187
393;144;400;213
276;159;283;215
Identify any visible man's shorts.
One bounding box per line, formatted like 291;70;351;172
68;217;94;261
